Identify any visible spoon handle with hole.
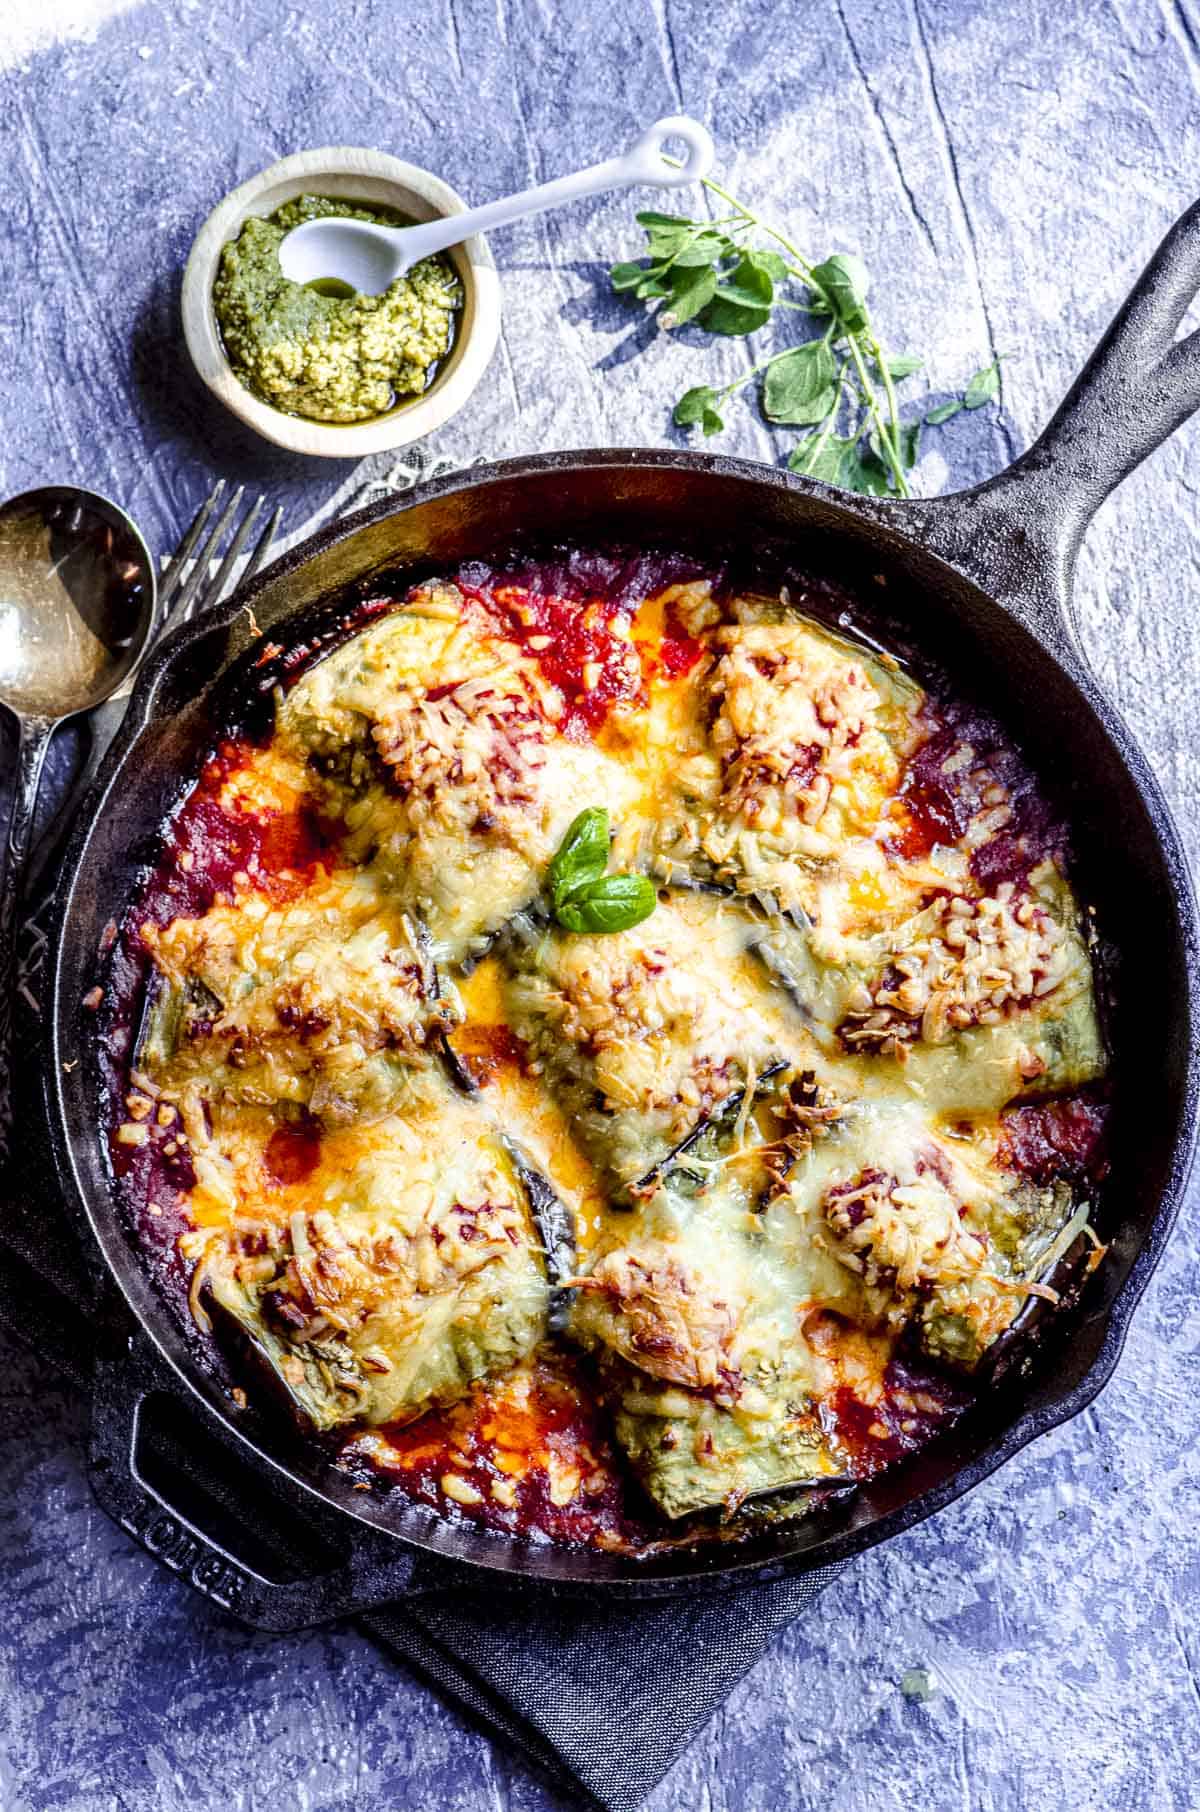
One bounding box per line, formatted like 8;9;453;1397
0;715;54;1162
400;115;715;267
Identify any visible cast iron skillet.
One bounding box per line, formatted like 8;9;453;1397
47;204;1200;1631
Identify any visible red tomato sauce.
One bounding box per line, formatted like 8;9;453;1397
460;578;643;739
825;1359;971;1480
998;1093;1110;1186
887;708;1067;889
264;1118;323;1186
342;1351;648;1549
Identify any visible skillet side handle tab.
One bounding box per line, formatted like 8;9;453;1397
910;198;1200;635
86;1332;418;1632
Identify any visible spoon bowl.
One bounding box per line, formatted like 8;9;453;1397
0;487;155;718
0;485;156;1158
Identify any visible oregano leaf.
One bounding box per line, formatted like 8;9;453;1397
672;233;732;269
763;341;839;424
898;418;922;470
719;252;775;308
869;420;922;472
788;433;854;485
674;386;724;434
662;264;718;327
636;210;697;229
841;446;892;496
809;253;870;334
964;359;1002;408
756;250;791;283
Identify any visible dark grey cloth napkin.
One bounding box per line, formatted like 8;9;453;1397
0;685;846;1812
362;1565;842;1811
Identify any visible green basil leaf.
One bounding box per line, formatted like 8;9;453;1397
674;385;722;430
610;261;649;293
548;808;609;904
885;354;923;380
557;874;658;935
762;341;839;424
662;264;719;327
635;273;671;299
788;433;855;485
964;359;1002;408
925;399;963;426
809;253;871;334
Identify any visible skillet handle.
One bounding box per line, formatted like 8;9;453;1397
86;1334;420;1632
909;198;1200;633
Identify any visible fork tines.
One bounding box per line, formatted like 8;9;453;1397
158;481;281;626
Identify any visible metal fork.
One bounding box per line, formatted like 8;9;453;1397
26;482;281;890
106;481;281;703
158;479;280;629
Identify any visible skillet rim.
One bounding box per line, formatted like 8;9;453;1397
45;449;1200;1595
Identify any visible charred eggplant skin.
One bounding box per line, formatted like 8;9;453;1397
629;1059;790;1198
504;1139;578;1334
436;1023;578;1318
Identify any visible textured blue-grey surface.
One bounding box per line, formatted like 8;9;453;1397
2;0;1200;1806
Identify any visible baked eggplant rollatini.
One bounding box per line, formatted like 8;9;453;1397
105;550;1110;1551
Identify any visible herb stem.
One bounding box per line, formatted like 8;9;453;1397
845;329;908;496
716;358;777;401
798;362;851;473
866;329;907;488
688;166;819;286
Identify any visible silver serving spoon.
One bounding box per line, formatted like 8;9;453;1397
0;486;156;1156
277;114;715;294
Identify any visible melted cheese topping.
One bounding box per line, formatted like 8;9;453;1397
278;596;639;962
124;571;1108;1526
506;892;806;1187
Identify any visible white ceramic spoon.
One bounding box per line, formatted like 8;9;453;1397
277;115;715;293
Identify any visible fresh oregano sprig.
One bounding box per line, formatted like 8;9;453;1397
610;178;1002;497
547;808;657;935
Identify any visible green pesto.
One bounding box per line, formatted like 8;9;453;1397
213;194;462;424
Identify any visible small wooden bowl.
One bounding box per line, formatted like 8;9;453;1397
181;147;501;458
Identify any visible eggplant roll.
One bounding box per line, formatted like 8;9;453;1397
755;861;1105;1117
570;1163;850;1518
186;1093;551;1431
623;586;926;914
138;868;452;1125
569;1088;1091;1515
275;590;639;964
503;891;804;1192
